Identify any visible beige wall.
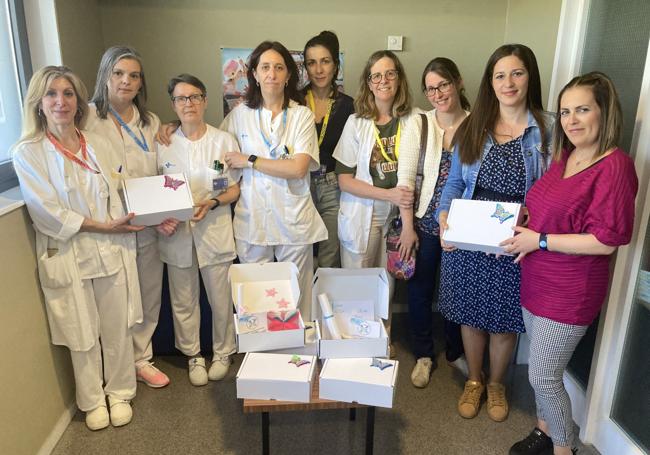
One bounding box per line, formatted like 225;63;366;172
56;0;105;93
91;0;517;125
54;0;563;124
504;0;563;108
0;207;75;455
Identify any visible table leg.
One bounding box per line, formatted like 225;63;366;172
365;407;375;455
349;408;356;421
262;412;269;455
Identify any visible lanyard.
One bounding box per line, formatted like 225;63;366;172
306;89;333;147
46;129;100;174
373;120;401;162
109;106;150;152
258;108;287;157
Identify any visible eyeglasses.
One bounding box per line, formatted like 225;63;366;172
423;81;453;96
172;94;205;105
368;69;399;84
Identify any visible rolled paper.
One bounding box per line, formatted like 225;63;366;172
317;293;342;340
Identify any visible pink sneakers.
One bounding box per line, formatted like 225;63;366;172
136;362;170;388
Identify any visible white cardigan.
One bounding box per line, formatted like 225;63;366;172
397;109;468;218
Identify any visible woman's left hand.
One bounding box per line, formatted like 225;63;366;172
225;151;249;169
500;226;539;263
191;199;215;222
398;226;419;261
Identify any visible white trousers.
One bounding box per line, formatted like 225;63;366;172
131;240;164;366
167;249;235;359
236;241;314;321
340;200;396;333
69;268;136;411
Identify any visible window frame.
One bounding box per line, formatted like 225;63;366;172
0;0;32;193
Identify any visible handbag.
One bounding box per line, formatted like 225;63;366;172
386;113;428;280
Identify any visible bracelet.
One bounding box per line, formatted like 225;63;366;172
210;198;221;211
539;233;548;251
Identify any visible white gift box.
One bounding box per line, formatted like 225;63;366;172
122;173;194;226
229;263;305;353
267;320;321;357
236;352;316;403
319;358;399;408
442;199;523;255
312;268;389;359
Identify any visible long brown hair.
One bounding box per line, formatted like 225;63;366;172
454;44;546;164
354;50;411;120
552;72;622;161
421;57;471;111
245;41;303;110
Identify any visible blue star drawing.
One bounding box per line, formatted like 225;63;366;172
370;358;393;371
491;203;514;224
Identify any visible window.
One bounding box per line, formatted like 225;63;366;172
0;0;31;192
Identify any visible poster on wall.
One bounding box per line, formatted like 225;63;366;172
221;47;344;116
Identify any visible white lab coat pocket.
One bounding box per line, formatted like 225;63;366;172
38;250;74;289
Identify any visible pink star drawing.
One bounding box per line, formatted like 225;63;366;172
276;298;290;309
265;288;278;298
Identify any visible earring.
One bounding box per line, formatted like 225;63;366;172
256;81;260;87
285;81;288;87
38;108;44;117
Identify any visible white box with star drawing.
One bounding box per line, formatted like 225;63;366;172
228;262;306;353
442;199;523;255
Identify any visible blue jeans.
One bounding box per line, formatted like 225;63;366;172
407;231;464;361
310;172;341;268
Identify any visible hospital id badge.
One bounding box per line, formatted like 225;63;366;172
213;177;228;191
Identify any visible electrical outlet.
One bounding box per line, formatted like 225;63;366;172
387;35;403;51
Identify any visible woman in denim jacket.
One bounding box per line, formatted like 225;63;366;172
435;44;553;423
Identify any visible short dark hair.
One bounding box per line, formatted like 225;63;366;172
245;41;302;109
553;71;622;160
167;73;207;98
421;57;470;111
303;30;340;95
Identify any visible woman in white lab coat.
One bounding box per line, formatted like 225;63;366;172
222;41;327;320
158;74;240;386
12;66;144;430
86;45;173;388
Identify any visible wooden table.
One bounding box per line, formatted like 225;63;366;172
242;374;376;455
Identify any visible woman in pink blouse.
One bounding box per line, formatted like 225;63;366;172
502;72;638;455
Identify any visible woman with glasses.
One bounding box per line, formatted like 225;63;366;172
436;44;554;422
397;58;470;388
302;31;355;268
86;46;176;389
13;66;144;430
222;41;327;320
157;74;240;386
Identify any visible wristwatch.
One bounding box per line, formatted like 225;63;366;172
247;154;258;168
210;198;221;211
539;233;548;251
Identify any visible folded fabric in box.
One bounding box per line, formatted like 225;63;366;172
267;310;301;331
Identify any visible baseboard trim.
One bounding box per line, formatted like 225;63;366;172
37;400;77;455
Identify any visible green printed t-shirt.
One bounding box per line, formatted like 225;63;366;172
335;117;399;189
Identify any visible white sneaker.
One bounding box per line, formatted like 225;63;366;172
85;405;109;430
107;396;132;427
208;356;230;381
188;356;208;386
411;357;433;388
448;355;469;377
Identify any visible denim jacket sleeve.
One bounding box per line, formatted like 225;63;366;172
436;143;465;221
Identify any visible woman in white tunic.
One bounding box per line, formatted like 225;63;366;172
13;66;144;430
222;41;327;320
158;74;240;386
86;46;174;388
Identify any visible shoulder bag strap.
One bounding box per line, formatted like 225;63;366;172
413;113;428;214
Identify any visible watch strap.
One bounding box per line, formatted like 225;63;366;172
539;233;548;251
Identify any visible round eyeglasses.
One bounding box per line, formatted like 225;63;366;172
368;69;399;84
423;81;452;97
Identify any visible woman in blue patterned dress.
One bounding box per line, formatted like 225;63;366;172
436;44;553;422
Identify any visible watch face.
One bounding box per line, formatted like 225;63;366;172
540;240;548;249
